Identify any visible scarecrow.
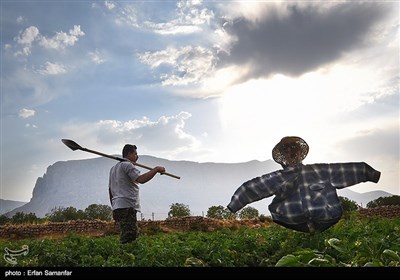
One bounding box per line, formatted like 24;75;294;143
227;136;381;233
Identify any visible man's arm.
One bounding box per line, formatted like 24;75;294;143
108;188;113;206
136;166;165;184
108;169;113;206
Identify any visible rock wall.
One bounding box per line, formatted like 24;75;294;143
357;205;400;218
1;206;399;240
1;219;115;240
0;216;229;240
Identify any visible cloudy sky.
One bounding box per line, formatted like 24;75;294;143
1;1;399;202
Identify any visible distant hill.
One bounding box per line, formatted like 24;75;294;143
6;156;279;219
5;157;395;219
337;189;394;208
0;199;27;215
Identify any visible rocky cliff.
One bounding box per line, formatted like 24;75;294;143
5;156;393;219
6;156;279;218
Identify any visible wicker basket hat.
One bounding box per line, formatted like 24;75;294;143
272;136;309;167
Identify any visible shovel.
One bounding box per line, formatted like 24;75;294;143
61;139;180;179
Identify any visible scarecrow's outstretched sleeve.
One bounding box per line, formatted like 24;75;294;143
320;162;381;188
227;168;298;213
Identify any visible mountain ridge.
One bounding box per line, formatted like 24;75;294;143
4;156;395;219
0;199;28;215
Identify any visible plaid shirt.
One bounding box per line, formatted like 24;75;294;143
227;162;380;231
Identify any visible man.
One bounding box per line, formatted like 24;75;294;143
109;144;165;244
227;136;381;233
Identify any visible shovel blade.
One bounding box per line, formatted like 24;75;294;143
61;139;83;151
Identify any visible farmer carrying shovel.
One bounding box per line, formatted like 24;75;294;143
62;139;179;244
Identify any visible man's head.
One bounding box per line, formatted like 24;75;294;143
272;136;309;168
122;144;137;158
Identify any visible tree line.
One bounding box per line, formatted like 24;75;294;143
1;195;399;225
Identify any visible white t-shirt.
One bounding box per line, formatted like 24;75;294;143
109;161;141;211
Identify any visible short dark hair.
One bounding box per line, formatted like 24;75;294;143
122;144;137;158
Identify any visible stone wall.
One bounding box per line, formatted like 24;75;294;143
0;216;227;240
1;206;399;240
0;220;116;240
357;205;400;218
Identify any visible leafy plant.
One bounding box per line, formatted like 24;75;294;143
167;203;191;218
367;195;400;208
238;206;259;219
206;205;236;220
1;214;399;267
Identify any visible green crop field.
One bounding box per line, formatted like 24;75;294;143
1;213;399;267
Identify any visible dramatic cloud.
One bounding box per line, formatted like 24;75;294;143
137;46;216;86
134;2;395;97
88;49;106;64
37;62;67;75
18;108;35;118
98;1;139;28
337;126;399;161
98;0;213;34
104;1;116;10
14;26;39;56
13;25;84;56
16;16;25;24
16;26;39;45
145;0;214;35
25;123;38;128
217;2;390;82
38;25;85;50
61;112;200;158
